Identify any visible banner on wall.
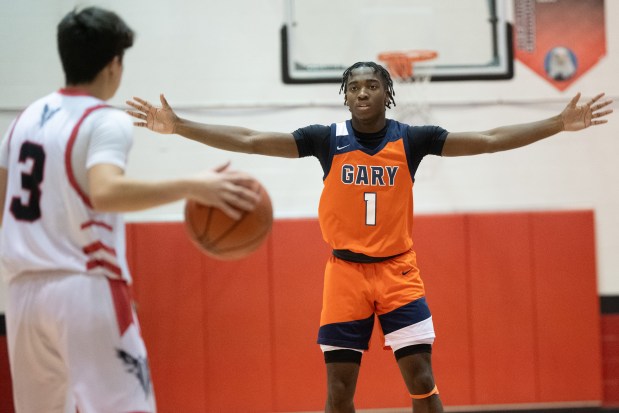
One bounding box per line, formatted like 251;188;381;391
514;0;606;91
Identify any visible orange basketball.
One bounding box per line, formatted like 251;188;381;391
184;179;273;260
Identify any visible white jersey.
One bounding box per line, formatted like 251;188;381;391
0;90;133;282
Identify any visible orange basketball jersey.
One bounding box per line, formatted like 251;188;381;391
319;121;414;257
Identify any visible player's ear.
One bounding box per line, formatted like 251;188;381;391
107;55;121;67
102;56;121;76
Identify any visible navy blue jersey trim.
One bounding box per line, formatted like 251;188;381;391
378;297;432;335
332;123;358;155
402;127;415;182
318;313;375;350
340;119;405;157
332;249;402;263
323;123;339;179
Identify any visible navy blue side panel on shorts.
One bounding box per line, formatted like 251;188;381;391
317;313;375;350
378;297;431;335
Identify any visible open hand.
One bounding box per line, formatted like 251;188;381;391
126;94;178;134
562;92;613;131
189;162;260;220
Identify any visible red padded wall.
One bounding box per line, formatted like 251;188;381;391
467;213;539;404
531;211;602;402
602;315;619;406
0;211;605;413
414;214;474;406
269;219;329;412
127;223;209;412
127;222;274;412
125;211;602;412
200;243;273;412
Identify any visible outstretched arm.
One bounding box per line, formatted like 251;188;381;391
88;162;259;219
126;95;299;158
442;93;613;157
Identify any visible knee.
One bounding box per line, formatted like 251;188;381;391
412;356;436;389
397;350;437;393
326;368;358;410
325;351;361;409
327;375;356;403
411;369;435;392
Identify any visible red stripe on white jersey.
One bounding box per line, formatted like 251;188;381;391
58;88;92;97
81;220;113;231
86;259;122;277
83;240;117;256
65;104;108;208
107;278;134;336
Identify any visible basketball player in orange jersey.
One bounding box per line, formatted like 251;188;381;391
127;62;613;413
0;7;258;413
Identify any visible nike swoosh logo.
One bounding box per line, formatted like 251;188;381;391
337;144;350;150
402;268;413;275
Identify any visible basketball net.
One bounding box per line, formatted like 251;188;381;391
377;50;438;125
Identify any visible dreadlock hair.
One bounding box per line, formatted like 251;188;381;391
339;62;396;108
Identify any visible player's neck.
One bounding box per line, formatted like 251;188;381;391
350;116;387;134
63;65;118;101
63;85;96;97
63;83;109;101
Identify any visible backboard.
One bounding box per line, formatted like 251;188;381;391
281;0;513;84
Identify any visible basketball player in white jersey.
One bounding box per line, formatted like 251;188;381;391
0;7;258;413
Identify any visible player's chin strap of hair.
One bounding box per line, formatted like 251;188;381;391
410;385;439;399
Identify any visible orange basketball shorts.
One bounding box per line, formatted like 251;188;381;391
318;249;435;351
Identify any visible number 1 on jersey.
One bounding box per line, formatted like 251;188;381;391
364;192;376;226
